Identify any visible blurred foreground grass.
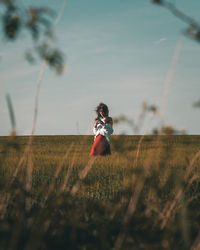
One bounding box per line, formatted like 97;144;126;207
0;135;200;249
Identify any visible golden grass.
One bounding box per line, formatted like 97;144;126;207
0;135;200;249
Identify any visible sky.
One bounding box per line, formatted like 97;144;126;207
1;0;200;135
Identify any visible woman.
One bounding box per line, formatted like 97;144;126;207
89;103;113;156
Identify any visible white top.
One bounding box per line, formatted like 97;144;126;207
93;118;113;144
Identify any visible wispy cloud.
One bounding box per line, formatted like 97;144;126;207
154;37;168;45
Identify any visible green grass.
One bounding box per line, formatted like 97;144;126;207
0;135;200;249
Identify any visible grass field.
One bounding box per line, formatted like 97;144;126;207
0;135;200;249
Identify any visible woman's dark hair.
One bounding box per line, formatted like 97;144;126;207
95;103;109;120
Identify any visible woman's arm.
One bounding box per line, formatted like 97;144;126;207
96;121;113;136
93;119;101;135
93;117;113;136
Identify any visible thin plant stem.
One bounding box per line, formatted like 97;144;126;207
71;157;96;195
42;143;74;205
61;146;76;192
160;148;200;229
160;36;183;125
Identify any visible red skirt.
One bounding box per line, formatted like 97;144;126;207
89;135;111;156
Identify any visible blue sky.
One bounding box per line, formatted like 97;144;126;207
1;0;200;135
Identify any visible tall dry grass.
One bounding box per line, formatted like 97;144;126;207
0;135;200;249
